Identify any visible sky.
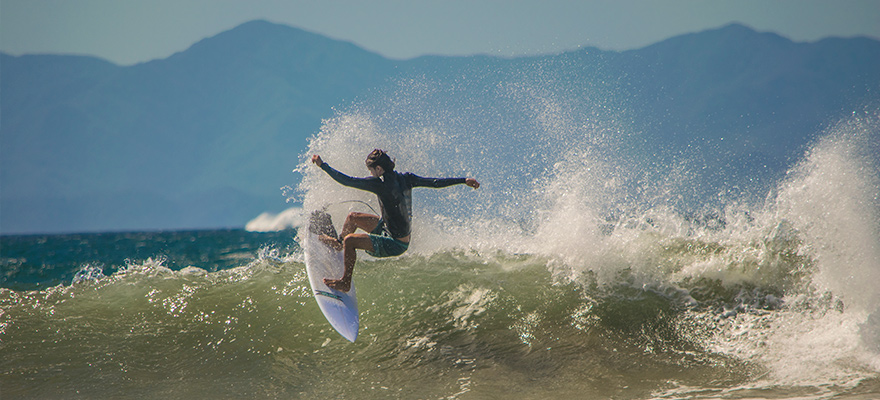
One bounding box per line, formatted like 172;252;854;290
2;0;879;66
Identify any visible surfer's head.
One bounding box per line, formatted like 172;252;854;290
366;149;395;175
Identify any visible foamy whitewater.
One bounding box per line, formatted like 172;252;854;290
2;74;879;398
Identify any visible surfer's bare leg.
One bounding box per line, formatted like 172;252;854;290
317;212;378;252
324;233;373;292
318;234;343;251
340;212;380;240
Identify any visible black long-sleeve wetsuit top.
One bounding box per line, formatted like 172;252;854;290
319;163;467;239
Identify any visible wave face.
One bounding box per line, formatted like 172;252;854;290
4;76;880;398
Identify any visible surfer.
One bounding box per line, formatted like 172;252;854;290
311;150;480;292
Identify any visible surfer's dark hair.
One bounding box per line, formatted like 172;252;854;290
366;149;395;172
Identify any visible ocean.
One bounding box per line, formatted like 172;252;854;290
3;80;880;398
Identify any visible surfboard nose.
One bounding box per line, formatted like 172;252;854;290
308;210;338;236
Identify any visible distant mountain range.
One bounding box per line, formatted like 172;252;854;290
2;20;878;234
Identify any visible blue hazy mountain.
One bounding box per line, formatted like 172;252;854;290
2;21;878;234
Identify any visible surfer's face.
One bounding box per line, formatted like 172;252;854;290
368;165;384;178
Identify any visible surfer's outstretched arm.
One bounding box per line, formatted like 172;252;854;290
405;173;481;190
312;155;383;192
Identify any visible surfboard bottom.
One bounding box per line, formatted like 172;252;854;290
304;210;359;342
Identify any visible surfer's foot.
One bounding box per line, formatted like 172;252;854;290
324;277;351;292
319;234;343;251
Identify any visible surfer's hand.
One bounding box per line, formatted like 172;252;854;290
465;178;480;189
311;155;324;166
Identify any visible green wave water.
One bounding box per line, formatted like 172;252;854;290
2;214;878;399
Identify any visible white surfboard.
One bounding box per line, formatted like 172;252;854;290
304;210;359;342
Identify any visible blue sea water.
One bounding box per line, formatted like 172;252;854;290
1;230;297;291
3;80;880;399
